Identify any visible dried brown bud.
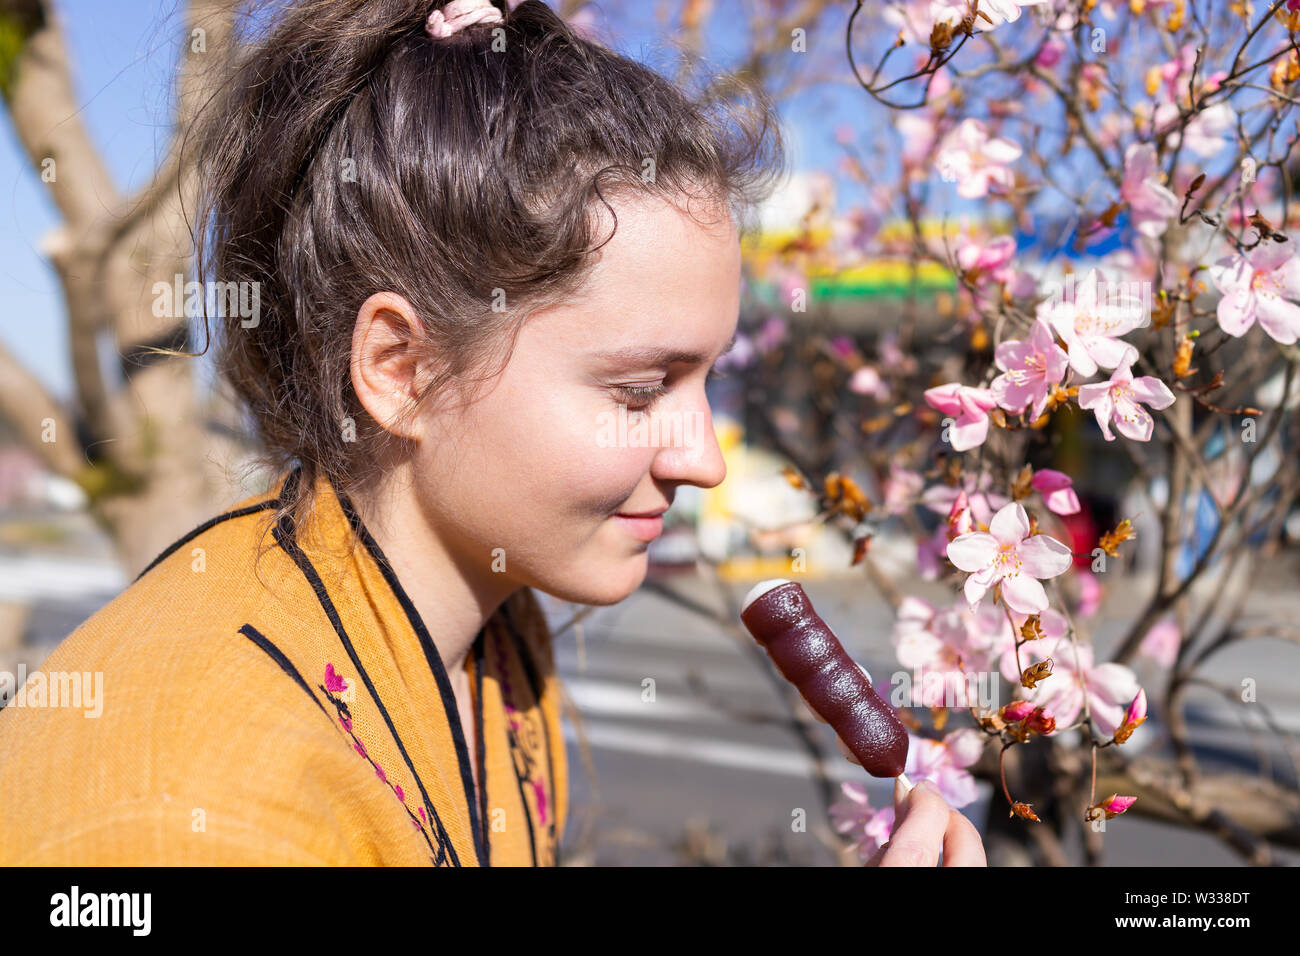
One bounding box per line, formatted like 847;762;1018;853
1098;518;1136;558
1011;802;1041;822
1174;335;1197;378
1021;659;1053;690
1012;465;1035;501
1020;615;1044;641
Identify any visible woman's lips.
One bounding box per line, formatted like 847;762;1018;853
612;513;665;541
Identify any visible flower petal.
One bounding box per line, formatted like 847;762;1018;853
1018;534;1074;578
1001;573;1049;614
1128;375;1176;409
947;531;998;571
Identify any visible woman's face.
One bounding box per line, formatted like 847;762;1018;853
409;194;741;606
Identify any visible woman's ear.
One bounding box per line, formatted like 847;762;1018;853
350;292;431;439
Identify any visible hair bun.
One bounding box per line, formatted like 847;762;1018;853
426;0;504;40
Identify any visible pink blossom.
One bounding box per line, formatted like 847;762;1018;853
1074;566;1103;617
1138;615;1180;669
917;524;950;580
830;728;983;859
897;112;937;172
1121;143;1179;238
1039;268;1143;377
882;1;950;46
923;382;999;451
892;596;940;668
936;119;1022;199
848;365;891;400
1002;636;1141;738
882;463;924;514
890;598;990;706
921;472;1010;527
979;0;1048;27
1154;101;1234;158
947;489;973;538
1031;468;1080;516
947;502;1074;614
1077;362;1176;442
1209;241;1300;344
1002;702;1055;735
964;599;1023;668
879;331;918;376
991;606;1069;673
955;234;1036;304
956;234;1017;275
991;318;1070;420
893;597;1012;683
1113;688;1148;744
1035;37;1066;68
1098;793;1137;818
829;781;895;858
905;728;985;807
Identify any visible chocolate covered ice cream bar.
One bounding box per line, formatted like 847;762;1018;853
741;578;910;779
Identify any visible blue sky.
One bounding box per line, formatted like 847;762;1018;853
0;0;876;400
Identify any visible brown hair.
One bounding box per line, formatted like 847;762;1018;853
191;0;785;536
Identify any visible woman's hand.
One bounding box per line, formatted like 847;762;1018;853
810;664;987;867
862;777;987;866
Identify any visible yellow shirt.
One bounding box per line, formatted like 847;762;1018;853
0;469;567;866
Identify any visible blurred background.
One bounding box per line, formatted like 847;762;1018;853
3;0;1299;865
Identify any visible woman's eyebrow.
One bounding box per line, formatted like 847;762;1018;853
593;331;738;367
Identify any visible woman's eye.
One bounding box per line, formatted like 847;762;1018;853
612;383;668;410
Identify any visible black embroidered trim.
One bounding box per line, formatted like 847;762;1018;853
237;623;442;864
334;489;491;869
272;500;462;868
237;623;330;717
134;499;279;581
474;628;489;862
500;598;559;865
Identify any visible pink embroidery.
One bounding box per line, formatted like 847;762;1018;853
323;664;427;838
532;779;548;825
324;663;348;694
494;628;553;830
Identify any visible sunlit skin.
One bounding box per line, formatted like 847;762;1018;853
347;194;740;782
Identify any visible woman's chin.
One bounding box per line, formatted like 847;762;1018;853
534;554;647;607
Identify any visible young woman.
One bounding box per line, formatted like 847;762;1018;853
0;0;983;867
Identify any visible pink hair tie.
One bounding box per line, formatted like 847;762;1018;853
426;0;504;39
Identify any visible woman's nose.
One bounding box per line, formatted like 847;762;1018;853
648;398;727;490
